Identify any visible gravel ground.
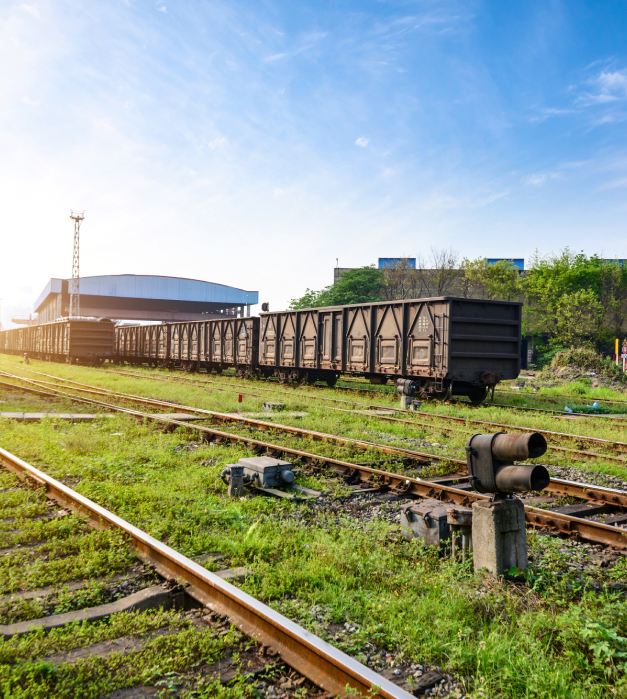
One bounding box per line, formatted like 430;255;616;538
548;464;627;491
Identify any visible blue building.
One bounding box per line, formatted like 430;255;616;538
378;258;417;270
34;274;258;324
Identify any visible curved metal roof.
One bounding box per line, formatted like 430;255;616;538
35;274;258;312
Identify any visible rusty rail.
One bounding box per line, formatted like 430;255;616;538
4;368;627;510
5;369;627;511
2;371;627;548
0;446;413;699
97;367;627;452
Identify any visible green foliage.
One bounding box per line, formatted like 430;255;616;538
550;347;625;381
461;258;521;301
289;266;384;309
523;249;627;349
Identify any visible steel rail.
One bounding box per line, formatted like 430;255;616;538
342;409;627;464
0;447;412;699
2;372;627;548
4;368;627;511
0;370;450;463
108;366;627;424
107;367;378;409
8;365;623;452
0;378;62;400
72;367;627;453
25;367;627;467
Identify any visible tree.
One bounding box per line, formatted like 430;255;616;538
416;248;461;296
380;258;422;301
552;289;603;348
598;260;627;340
461;258;522;301
289;266;384;309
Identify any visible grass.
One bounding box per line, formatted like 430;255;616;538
0;609;252;699
0;358;627;697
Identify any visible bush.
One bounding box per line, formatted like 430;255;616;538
549;348;624;380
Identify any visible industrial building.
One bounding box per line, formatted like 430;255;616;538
33;274;258;324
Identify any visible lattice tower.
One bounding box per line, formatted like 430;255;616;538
69;211;84;318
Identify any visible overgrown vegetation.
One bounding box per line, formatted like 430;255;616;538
1;358;627;697
289;248;627;353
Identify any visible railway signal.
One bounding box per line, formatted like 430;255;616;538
465;432;549;496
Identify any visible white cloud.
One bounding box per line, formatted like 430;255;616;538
355;137;369;147
206;136;227;149
20;4;41;19
523;172;561;186
528;107;577;123
22;96;40;106
264;53;288;62
157;5;167;12
577;68;627;107
273;187;285;196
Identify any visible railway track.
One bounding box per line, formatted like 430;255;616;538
101;367;627;449
5;366;627;480
0;446;414;699
2;367;627;550
105;365;627;421
14;364;627;467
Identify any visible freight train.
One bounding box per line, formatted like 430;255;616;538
0;317;115;364
0;297;522;401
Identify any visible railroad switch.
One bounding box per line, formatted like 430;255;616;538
401;499;472;556
220;456;320;500
396;378;417;410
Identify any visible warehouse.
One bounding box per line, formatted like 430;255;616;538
34;274;258;324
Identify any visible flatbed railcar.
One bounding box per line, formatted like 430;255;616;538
0;318;115;364
108;297;521;401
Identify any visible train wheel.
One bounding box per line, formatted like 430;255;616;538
277;372;289;384
467;386;488;404
325;374;339;388
431;388;450;401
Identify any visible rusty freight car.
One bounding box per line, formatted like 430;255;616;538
259;298;521;401
114;318;259;375
0;318;115;364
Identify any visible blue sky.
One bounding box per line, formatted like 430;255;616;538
1;0;627;323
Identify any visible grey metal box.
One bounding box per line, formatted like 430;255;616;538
238;456;294;488
400;499;452;548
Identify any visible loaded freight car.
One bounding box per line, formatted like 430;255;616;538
259;297;521;401
114;318;259;376
0;318;115;364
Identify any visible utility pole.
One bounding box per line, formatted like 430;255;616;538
69;210;84;318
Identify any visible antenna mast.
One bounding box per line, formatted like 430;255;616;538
69;210;84;318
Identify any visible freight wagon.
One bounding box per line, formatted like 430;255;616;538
114;318;259;376
109;297;521;401
0;297;521;401
258;297;521;401
0;318;115;364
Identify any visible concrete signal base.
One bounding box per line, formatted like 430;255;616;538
472;499;527;577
